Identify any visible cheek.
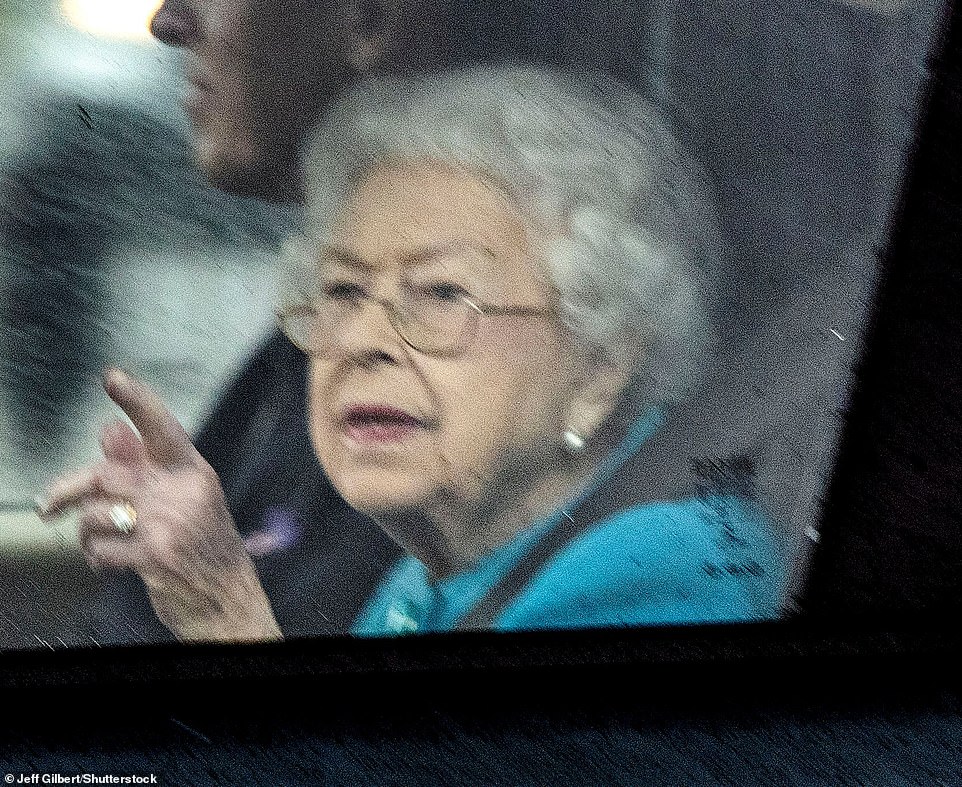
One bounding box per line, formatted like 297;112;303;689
435;325;573;457
214;80;257;139
202;27;259;137
307;362;336;464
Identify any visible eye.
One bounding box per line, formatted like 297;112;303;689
321;280;366;303
417;282;468;302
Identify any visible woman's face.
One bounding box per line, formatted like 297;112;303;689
306;163;592;523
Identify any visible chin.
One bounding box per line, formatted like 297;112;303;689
192;133;293;202
333;469;434;521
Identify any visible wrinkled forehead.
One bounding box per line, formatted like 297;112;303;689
319;162;556;294
328;163;532;257
319;243;523;306
320;241;495;276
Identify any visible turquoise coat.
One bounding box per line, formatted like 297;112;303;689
352;409;785;636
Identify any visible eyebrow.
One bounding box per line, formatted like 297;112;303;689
321;241;495;269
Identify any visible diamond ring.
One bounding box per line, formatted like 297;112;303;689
108;502;138;535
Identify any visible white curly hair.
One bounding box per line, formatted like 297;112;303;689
289;64;726;408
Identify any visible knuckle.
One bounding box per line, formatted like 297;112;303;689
77;508;98;529
83;538;105;563
143;533;179;568
191;465;225;504
97;552;125;571
125;550;149;575
78;528;94;554
197;463;221;491
89;463;111;494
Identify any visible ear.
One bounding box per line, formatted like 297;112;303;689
342;0;405;74
564;347;635;445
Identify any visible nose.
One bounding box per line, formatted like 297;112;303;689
335;299;405;365
149;0;199;48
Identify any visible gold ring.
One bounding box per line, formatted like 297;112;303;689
108;502;138;535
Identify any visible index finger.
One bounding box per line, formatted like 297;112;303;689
103;368;200;469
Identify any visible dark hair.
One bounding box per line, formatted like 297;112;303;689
380;0;661;104
431;0;662;103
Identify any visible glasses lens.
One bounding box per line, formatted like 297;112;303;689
280;305;321;353
399;277;478;355
283;252;487;356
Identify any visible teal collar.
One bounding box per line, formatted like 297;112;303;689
355;406;667;635
560;405;666;516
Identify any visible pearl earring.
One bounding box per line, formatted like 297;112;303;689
563;428;586;455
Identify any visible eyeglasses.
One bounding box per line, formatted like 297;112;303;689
277;267;558;358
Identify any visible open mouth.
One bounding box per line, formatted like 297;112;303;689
340;404;427;445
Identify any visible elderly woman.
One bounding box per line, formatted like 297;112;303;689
39;65;784;641
278;64;785;634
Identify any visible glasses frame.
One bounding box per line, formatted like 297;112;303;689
276;292;558;358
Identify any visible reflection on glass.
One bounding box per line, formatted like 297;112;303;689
0;0;948;649
61;0;162;40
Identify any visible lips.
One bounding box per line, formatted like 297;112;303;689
339;404;427;445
